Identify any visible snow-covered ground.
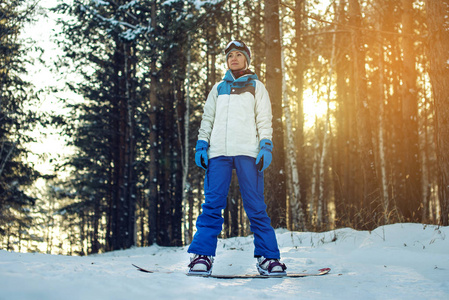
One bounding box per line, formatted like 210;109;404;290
1;223;448;300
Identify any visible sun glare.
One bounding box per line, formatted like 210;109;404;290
302;88;332;128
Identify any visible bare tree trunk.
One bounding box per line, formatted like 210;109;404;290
317;31;336;229
294;0;308;228
252;1;263;78
209;22;217;91
334;0;358;227
420;79;431;222
280;5;305;231
147;0;158;245
182;34;191;245
376;2;389;224
426;0;449;226
173;75;186;246
108;40;136;250
349;0;382;229
158;67;174;246
264;0;287;228
401;0;421;222
124;43;137;249
310;116;320;226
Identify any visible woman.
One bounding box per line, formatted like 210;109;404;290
187;40;286;276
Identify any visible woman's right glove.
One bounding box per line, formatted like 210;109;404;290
195;140;209;170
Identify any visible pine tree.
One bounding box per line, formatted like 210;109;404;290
264;0;287;228
426;0;449;226
0;0;39;250
55;0;145;251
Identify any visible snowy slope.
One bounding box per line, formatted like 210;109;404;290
1;223;448;300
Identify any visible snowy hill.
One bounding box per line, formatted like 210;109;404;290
1;223;448;300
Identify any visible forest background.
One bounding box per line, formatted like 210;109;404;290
1;0;449;256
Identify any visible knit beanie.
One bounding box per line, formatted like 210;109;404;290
225;40;251;68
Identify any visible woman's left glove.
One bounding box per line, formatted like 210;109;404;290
256;139;273;172
195;140;209;170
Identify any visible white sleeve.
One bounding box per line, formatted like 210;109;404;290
254;81;273;142
198;83;219;142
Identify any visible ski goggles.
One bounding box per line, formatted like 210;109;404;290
225;40;251;58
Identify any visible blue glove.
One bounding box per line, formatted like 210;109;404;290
195;140;209;170
255;139;273;172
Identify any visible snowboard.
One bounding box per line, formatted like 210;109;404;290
187;268;331;279
133;264;331;279
132;264;172;274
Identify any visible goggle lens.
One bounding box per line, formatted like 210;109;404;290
226;40;244;49
225;40;249;56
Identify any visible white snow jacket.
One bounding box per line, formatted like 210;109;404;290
198;70;273;159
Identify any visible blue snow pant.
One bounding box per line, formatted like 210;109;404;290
188;156;280;259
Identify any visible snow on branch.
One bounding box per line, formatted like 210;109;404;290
82;0;223;41
81;2;152;41
163;0;223;11
118;0;140;11
120;25;147;41
91;0;109;7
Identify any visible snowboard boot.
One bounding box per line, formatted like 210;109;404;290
188;254;214;276
256;256;287;276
